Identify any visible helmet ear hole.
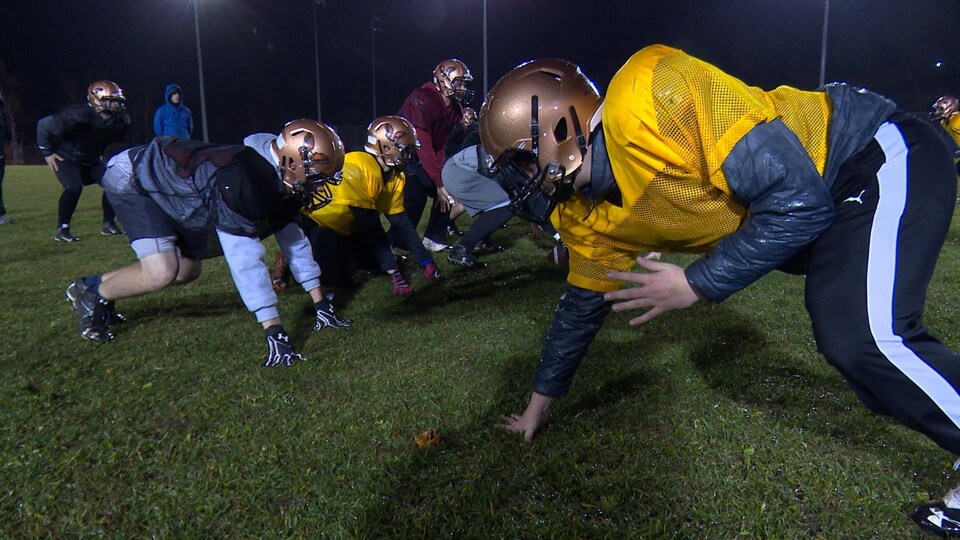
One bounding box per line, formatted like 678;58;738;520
553;117;568;142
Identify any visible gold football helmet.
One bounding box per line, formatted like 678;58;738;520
271;119;345;211
461;107;478;128
478;59;601;223
433;59;474;104
365;115;420;169
87;80;126;113
931;96;959;122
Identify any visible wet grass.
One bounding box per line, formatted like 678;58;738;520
1;165;958;537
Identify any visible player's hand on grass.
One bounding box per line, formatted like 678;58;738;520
499;392;552;443
263;325;303;367
314;294;352;330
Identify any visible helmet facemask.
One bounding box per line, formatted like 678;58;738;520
434;59;475;105
294;141;344;211
275;120;345;212
365;116;421;171
492;95;587;225
87;80;126;114
931;96;959;122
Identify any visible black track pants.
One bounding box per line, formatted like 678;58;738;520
805;115;960;454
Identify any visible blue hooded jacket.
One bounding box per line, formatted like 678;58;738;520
153;84;193;138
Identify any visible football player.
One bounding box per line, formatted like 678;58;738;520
66;119;351;367
931;95;960;163
481;46;960;536
388;59;474;253
37;80;131;241
301;115;441;295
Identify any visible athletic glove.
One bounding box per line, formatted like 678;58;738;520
263;325;303;367
269;252;289;292
314;293;352;330
421;260;441;281
390;271;413;296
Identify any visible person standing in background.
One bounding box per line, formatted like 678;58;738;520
153;83;193;139
37;80;130;242
0;88;13;225
389;59;473;253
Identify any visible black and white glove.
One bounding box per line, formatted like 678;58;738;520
263;325;304;367
314;293;352;330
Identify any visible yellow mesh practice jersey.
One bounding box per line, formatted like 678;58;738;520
304;151;406;236
561;44;832;293
945;115;960;151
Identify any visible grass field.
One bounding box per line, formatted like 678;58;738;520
2;164;960;538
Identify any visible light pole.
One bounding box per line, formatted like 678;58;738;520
313;0;325;120
193;0;209;141
819;0;829;88
371;16;381;118
482;0;488;97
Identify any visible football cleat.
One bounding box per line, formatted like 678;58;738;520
0;215;15;225
473;240;505;255
913;500;960;538
447;224;464;237
54;227;80;242
421;237;452;252
66;281;126;325
100;222;125;236
70;284;113;343
447;244;484;268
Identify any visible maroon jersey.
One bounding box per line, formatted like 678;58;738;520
398;82;461;187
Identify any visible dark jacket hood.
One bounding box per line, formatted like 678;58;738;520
164;84;183;106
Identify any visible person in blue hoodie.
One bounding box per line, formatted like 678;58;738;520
153;84;193;138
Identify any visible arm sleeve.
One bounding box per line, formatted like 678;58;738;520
350;207;399;272
684;119;836;302
153;107;163;137
386;211;432;265
403;92;445;187
273;221;321;291
36;114;65;155
532;284;612;398
187;108;194;138
216;228;280;323
0;104;11;141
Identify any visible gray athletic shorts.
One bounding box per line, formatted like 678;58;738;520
442;157;510;217
102;150;209;259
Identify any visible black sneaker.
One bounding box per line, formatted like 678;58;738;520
473;240;505;255
447;224;464;237
66;281;126;325
70;284;113;343
447;244;484;268
913;500;960;537
54;227;80;242
101;222;124;236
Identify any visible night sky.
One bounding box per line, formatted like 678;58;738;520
1;0;957;156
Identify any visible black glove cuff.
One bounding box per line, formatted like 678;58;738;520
264;324;285;338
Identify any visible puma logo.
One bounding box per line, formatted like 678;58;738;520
843;189;867;205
